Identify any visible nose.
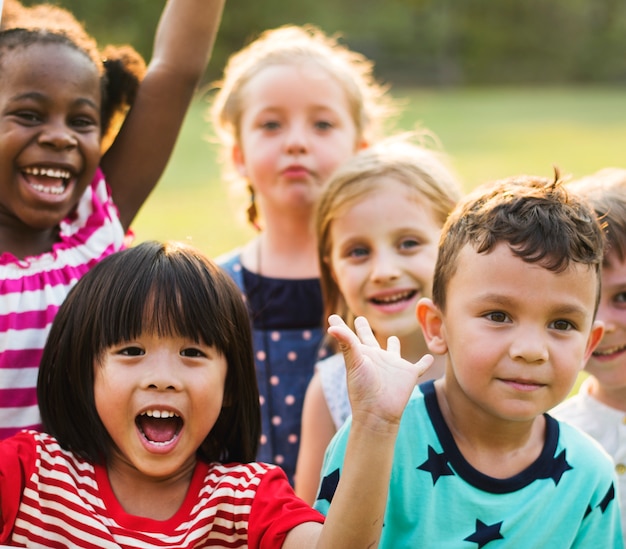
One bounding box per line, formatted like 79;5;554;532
508;325;549;364
284;122;308;154
596;302;616;334
370;249;401;283
143;351;182;391
38;120;78;150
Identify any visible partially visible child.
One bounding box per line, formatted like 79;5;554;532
314;174;624;546
552;167;626;534
294;135;462;503
0;0;225;439
210;24;394;483
0;240;433;548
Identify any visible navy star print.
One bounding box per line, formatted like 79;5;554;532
317;468;340;503
417;445;455;485
464;519;504;548
537;449;573;485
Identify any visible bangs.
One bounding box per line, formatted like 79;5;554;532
91;243;235;355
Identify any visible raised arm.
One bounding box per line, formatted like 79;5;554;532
285;315;433;547
101;0;225;230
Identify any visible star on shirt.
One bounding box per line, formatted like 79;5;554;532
464;519;504;548
541;449;573;485
317;468;340;503
417;445;455;485
598;483;615;513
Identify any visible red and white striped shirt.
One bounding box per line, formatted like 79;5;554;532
0;431;324;548
0;169;126;439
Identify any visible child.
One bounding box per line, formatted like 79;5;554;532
0;0;225;439
314;174;624;546
210;24;393;484
294;135;463;503
552;167;626;534
0;240;434;548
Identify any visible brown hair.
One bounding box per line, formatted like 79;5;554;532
568;168;626;264
432;172;604;312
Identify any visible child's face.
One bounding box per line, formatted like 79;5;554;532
585;252;626;390
233;62;363;217
94;333;227;481
421;242;603;422
328;180;441;345
0;42;101;232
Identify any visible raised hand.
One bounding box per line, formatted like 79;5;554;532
327;314;434;429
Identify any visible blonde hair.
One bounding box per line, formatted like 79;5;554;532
211;25;391;148
316;133;463;336
208;25;394;227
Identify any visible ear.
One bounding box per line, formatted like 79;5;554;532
417;297;448;355
356;138;369;151
583;320;605;364
232;144;247;177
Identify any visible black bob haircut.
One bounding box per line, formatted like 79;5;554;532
37;241;260;464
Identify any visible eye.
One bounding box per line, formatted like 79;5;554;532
346;245;369;260
550;319;575;331
314;120;333;131
260;120;281;131
181;347;207;358
613;291;626;305
14;110;42;125
118;345;144;356
484;311;509;323
399;237;420;251
71;115;99;131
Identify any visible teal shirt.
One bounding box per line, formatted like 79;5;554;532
315;381;624;548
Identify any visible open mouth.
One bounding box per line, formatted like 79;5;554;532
136;409;183;446
593;343;626;358
370;289;417;305
22;166;72;195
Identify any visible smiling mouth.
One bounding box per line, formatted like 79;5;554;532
136;410;183;445
593;343;626;357
370;290;417;305
23;166;72;195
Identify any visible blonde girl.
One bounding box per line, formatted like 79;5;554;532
295;135;462;503
210;24;393;484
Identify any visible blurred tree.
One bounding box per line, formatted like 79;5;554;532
14;0;626;86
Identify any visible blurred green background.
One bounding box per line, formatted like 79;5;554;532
131;87;626;258
13;1;626;257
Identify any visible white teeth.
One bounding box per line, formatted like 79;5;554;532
23;166;71;179
374;290;414;304
141;409;179;419
29;183;65;195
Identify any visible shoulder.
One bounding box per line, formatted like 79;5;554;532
557;418;615;476
215;248;243;269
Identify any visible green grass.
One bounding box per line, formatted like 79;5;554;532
131;86;626;258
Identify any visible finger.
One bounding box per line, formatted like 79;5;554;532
354;316;379;347
328;315;360;350
386;335;401;355
416;354;435;377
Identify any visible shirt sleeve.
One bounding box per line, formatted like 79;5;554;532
0;431;37;543
248;466;324;549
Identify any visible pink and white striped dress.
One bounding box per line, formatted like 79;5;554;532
0;168;126;439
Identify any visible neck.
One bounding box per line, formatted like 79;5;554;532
434;377;545;478
0;221;59;260
241;229;319;279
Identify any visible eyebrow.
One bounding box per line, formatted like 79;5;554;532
10;91;99;111
475;293;589;317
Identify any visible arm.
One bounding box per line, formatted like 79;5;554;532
294;372;337;506
100;0;225;230
284;315;434;548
